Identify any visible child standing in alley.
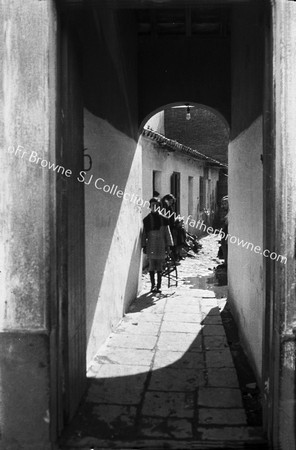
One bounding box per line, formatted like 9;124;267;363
142;197;174;293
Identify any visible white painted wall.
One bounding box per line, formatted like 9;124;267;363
145;111;165;134
228;116;263;378
84;109;142;366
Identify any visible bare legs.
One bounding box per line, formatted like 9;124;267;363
149;271;162;293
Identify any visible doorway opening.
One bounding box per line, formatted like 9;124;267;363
56;1;270;447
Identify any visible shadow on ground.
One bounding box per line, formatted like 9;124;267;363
59;238;268;449
59;301;268;449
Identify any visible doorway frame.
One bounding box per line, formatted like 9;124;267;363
262;1;296;448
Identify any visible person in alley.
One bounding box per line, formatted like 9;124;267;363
142;197;174;293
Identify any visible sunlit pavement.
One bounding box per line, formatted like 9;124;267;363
60;235;268;449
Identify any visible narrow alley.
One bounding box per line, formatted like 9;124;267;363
60;236;268;449
3;2;296;449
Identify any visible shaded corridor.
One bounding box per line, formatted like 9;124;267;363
60;236;268;449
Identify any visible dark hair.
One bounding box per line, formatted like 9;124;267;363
149;197;161;206
162;194;175;203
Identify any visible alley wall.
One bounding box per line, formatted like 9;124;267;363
84;111;142;367
82;9;142;366
228;3;264;381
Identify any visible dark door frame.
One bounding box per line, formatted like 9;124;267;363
262;0;275;440
263;1;296;448
53;10;87;439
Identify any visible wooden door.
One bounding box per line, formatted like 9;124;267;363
171;172;181;215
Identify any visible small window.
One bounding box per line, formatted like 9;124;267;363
152;170;162;197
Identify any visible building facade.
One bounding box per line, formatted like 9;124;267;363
141;110;225;236
0;1;296;449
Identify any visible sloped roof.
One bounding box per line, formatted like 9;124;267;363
142;127;228;168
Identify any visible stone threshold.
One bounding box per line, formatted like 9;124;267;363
59;433;269;450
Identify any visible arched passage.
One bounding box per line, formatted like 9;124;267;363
140;102;229;230
139;101;230;133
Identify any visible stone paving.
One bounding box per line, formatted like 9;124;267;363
61;235;267;449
